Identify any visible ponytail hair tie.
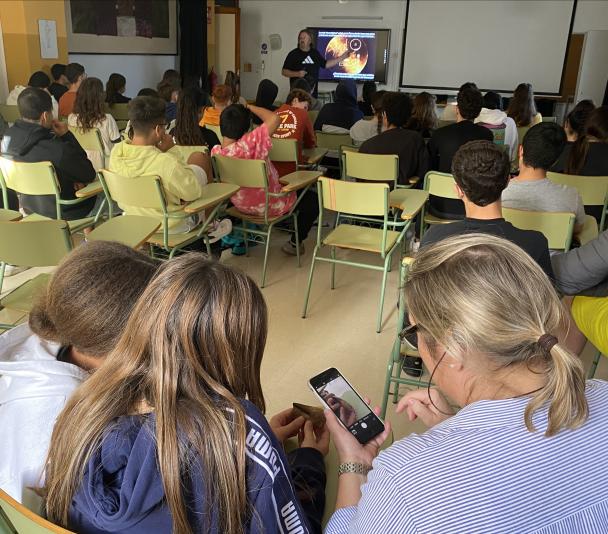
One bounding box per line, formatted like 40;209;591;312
538;333;558;354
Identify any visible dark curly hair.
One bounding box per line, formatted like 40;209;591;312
73;77;106;131
451;140;510;206
457;86;484;121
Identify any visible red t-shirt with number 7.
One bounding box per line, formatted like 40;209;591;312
272;104;316;177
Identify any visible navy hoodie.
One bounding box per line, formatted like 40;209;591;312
313;80;363;131
1;120;96;219
68;400;321;534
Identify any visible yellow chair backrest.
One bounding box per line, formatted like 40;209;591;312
104;103;129;121
516;126;530;146
0;219;72;267
343;151;398;183
205;123;222;141
100;170;164;209
0;158;59;196
0;489;74;533
315;131;352;150
542;116;557;123
424;171;459;199
212;155;268;189
269;138;298;163
318;176;388;217
0;104;20;123
307;110;319;125
547;172;608;207
503;207;575;251
68;126;104;152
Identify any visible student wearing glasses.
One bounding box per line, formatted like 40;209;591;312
324;233;608;533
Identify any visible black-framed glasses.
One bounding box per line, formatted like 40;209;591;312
399;323;419;349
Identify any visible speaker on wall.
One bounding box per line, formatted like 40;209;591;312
269;34;282;51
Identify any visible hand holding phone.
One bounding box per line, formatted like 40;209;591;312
309;367;385;444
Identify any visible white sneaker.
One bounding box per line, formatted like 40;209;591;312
4;265;30;277
207;218;232;244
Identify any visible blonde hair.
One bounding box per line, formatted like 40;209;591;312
45;255;268;534
406;233;588;437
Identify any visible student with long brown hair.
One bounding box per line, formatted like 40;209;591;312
44;256;328;534
68;76;120;168
172;87;220;149
0;241;158;512
406;91;438;138
105;73;130;104
506;82;542;127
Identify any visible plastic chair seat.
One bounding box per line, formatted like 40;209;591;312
578;214;599;246
323;224;400;254
0;273;51;312
225;206;285;225
147;228;205;248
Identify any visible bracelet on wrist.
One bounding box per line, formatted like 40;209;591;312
338;462;372;477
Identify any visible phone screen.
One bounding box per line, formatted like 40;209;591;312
310;368;384;444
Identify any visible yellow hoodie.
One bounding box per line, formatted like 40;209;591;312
109;140;204;229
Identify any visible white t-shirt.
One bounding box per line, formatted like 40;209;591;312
350;117;382;146
68;113;120;170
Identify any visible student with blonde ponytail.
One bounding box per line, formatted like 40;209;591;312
45;255;328;534
325;234;608;534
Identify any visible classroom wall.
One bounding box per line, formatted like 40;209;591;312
239;0;608;100
68;54;177;97
0;0;69;89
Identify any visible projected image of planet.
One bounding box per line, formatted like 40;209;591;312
325;35;368;75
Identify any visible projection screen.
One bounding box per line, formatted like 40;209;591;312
400;0;577;95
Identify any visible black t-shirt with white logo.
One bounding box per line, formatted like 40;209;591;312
283;47;327;97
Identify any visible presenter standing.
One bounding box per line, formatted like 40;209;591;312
282;29;348;97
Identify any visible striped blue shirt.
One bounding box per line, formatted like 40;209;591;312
326;380;608;533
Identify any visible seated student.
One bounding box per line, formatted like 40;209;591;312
552;228;608;297
272;88;316;176
158;69;181;90
358;81;376;116
0;241;158;511
110;95;230;240
359;92;429;186
293;78;322;111
571;295;608;355
6;71;59;119
58;63;85;118
475;91;518;159
48;63;68;102
314;79;363;133
428;85;493;219
350;90;385;146
405;91;438;139
562;99;595;142
507;82;542;127
200;84;232;127
441;81;477;122
1;87;96;220
324;233;608;534
225;70;248;106
158;81;179;123
67;77;120;169
422;140;553;277
211;103;319;256
553;106;608;178
45;256;328;534
252;79;278;125
105;73;131;104
171;87;221;150
502;122;586;237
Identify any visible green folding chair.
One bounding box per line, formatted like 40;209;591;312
205;123;223;142
0;104;20;124
0;157;102;233
315;131;352;151
418;171;460;238
0;219;72;330
168;145;209;163
548;171;608;234
86;215;161;249
302;177;409;333
68;125;106;169
99;169;238;258
503;207;575;251
212;154;320;287
105;103;129;131
0;488;75;533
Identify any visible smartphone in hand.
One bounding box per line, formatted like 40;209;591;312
309;367;384;444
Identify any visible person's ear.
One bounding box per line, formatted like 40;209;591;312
518;144;524;163
454;183;465;199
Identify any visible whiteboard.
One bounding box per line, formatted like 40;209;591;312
400;0;577;94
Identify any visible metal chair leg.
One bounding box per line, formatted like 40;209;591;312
376;255;391;333
588;350;602;379
260;226;272;288
302;246;319;318
330;246;336;290
293;214;301;267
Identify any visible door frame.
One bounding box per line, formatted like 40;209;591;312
215;6;240;74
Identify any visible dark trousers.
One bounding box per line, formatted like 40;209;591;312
293;189;319;243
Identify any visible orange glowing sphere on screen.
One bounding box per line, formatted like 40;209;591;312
325;36;368;74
